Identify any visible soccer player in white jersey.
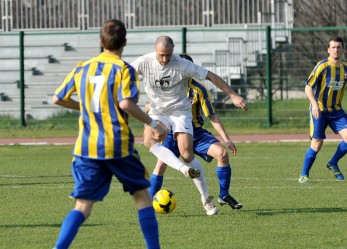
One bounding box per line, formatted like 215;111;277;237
131;36;247;215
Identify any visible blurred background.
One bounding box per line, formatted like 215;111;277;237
0;0;346;134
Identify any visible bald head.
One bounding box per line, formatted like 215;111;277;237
155;36;175;48
155;36;175;65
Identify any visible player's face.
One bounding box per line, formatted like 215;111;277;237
328;41;344;60
155;44;173;66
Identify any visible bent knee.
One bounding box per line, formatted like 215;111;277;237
212;147;229;162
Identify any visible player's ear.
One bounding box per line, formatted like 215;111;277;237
99;39;104;48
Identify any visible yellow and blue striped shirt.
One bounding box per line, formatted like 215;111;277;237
54;52;140;159
188;79;216;128
307;57;347;112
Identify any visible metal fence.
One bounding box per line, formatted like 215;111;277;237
2;0;343;129
2;26;347;128
0;0;293;31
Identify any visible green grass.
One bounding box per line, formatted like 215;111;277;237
1;142;346;248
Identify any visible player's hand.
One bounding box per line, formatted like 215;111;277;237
151;123;167;141
225;141;237;156
231;95;248;112
310;105;320;119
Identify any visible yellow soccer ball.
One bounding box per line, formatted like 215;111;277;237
152;189;177;214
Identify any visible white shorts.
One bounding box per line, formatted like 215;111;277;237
150;114;193;136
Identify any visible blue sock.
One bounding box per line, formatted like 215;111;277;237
55;209;85;249
300;147;317;176
149;174;163;199
216;165;231;198
329;141;347;166
138;206;160;249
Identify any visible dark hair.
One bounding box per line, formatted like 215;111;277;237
100;19;126;51
328;36;344;49
179;53;193;62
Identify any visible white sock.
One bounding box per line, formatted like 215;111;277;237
187;157;209;203
150;143;186;172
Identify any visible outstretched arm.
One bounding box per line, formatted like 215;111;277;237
205;71;248;111
209;114;237;156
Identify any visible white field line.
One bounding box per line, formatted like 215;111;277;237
0;138;342;146
1;175;342;182
1;175;343;190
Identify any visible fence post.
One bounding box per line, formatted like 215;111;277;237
19;31;26;127
182;27;187;54
266;26;272;127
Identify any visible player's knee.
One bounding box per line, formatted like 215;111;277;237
181;153;194;163
83;210;92;219
144;135;157;149
74;207;92;220
133;189;152;209
214;147;229;163
311;139;323;152
144;139;152;149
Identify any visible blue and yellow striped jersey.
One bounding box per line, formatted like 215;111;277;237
306;57;347;112
54;52;140;159
188;79;216;128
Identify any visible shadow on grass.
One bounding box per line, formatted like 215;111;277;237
251;207;347;216
0;181;74;187
0;175;71;178
0;223;101;228
0;175;73;186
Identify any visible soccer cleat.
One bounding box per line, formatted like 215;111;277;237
183;167;200;179
203;196;218;215
218;195;243;209
326;164;345;180
298;175;309;183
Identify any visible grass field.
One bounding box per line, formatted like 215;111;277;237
0;142;346;249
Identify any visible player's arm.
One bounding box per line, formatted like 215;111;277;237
52;64;81;111
209;114;237;156
52;95;80;110
305;85;320;119
119;98;166;140
205;71;247;112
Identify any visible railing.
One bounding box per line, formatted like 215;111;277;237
0;0;293;31
2;26;347;129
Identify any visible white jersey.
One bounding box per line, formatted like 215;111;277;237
131;52;208;116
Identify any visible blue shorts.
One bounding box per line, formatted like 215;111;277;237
162;127;219;162
70;153;150;201
310;109;347;139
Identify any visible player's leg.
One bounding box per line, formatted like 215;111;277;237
149;160;168;198
193;128;242;209
299;112;326;183
149;132;179;198
54;156;108;248
326;114;347;180
205;142;230;198
204;142;242;209
109;155;160;249
133;189;160;249
54;199;93;249
299;138;323;183
144;117;199;179
176;131;217;215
